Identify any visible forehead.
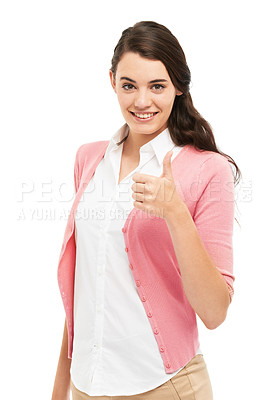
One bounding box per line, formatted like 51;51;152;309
116;52;170;82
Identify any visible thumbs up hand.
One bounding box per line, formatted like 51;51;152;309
131;150;185;220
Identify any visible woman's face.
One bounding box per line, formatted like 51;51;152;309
109;52;182;138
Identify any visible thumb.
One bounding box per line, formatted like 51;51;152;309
160;150;174;179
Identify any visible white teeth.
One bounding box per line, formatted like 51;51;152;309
134;112;156;119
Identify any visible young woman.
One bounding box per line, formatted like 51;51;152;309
52;21;241;400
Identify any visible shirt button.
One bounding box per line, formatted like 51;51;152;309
153;328;159;334
122;227;126;233
125;247;128;252
165;362;171;368
160;345;165;352
147;312;152;318
141;295;146;302
129;263;133;270
136;280;141;287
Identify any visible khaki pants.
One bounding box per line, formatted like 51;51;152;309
70;354;213;399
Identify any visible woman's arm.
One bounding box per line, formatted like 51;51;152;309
51;318;72;400
165;203;231;330
164;156;235;330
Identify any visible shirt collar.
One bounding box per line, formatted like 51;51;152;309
139;126;176;166
104;123;176;166
104;123;129;159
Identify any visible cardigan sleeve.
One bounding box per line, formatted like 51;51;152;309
193;154;235;302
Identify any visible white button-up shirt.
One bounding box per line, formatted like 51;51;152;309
70;123;202;396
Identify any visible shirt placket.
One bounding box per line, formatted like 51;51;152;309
89;173;115;381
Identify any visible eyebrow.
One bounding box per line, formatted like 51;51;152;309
120;76;168;84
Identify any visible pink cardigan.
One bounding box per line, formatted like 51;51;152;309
57;141;235;373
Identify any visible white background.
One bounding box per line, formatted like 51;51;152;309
1;0;268;399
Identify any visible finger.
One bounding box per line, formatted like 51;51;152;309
132;172;153;183
160;150;173;179
131;182;145;193
132;192;145;203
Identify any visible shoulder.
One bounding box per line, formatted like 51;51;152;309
75;140;109;160
185;145;234;182
74;140;109;167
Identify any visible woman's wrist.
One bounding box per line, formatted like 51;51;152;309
165;198;190;226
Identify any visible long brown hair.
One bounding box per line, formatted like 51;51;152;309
110;21;242;222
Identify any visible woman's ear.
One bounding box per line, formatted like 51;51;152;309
109;70;117;93
176;90;183;96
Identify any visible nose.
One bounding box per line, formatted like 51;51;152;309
133;89;152;110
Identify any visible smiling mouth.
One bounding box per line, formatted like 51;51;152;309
130;111;159;119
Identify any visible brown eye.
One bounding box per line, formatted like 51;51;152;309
122;84;135;90
152;84;165;91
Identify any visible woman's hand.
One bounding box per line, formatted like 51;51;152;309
131;150;186;220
